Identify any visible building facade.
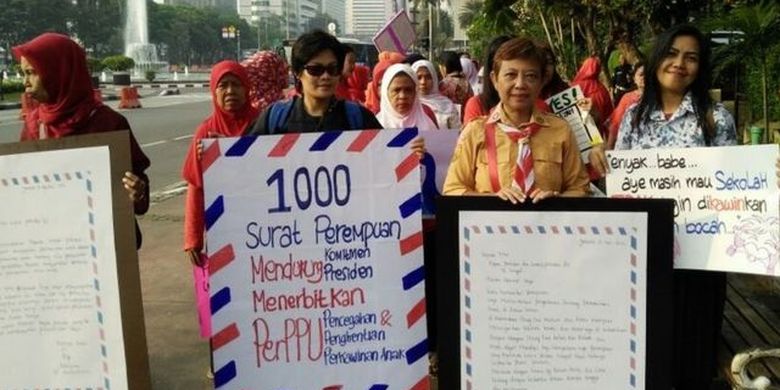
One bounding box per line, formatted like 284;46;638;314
345;0;401;40
246;0;321;39
159;0;234;10
320;0;345;34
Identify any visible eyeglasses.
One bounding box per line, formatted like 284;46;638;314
303;64;340;77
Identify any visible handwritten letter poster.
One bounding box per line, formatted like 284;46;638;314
460;211;648;390
203;129;428;389
0;147;129;389
607;145;779;275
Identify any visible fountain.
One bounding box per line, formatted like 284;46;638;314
173;71;178;81
184;66;189;76
125;0;167;76
2;71;7;80
101;71;107;82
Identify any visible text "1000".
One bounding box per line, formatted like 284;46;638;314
266;165;351;213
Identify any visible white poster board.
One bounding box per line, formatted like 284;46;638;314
460;211;648;390
373;10;416;53
203;129;429;389
419;129;459;217
545;86;604;162
0;147;129;389
606;144;779;275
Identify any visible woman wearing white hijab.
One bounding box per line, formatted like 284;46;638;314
460;56;480;94
411;60;462;129
376;63;438;130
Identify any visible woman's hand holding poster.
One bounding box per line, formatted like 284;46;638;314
202;129;429;389
606;145;779;276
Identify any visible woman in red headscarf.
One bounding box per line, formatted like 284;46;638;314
181;61;258;339
347;63;369;103
183;61;258;267
14;33;150;248
571;56;614;138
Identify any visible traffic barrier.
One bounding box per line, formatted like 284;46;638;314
118;86;142;109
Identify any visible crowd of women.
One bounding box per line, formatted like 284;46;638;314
14;23;780;388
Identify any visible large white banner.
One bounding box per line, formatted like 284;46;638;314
203;129;429;389
460;211;649;390
0;147;128;389
606;145;779;275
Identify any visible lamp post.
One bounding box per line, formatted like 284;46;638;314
221;25;241;61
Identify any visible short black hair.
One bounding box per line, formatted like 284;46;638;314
291;30;345;75
479;35;513;110
403;52;427;65
632;25;714;143
443;51;463;74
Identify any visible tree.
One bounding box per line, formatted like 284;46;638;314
69;0;123;57
416;4;455;59
0;0;71;65
465;0;520;60
704;1;780;142
458;0;483;29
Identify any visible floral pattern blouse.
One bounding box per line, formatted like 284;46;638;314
439;73;474;106
615;92;737;150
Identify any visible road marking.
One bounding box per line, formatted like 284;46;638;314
141;140;167;147
149;180;188;205
141;134;193;148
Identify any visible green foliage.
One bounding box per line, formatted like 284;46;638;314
465;0;519;60
415;6;455;58
703;0;780;140
0;0;70;51
145;70;156;83
1;79;25;93
87;57;105;74
147;2;261;65
69;0;123;57
0;0;121;58
101;55;136;72
458;0;483;28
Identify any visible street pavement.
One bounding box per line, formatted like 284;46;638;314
0;90;216;388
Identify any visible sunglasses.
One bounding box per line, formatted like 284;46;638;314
303;63;340;77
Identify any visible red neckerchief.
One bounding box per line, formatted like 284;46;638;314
483;106;541;193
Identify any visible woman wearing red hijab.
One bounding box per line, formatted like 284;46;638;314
347;63;369;103
181;61;257;342
571;57;614;139
182;61;258;268
14;33;150;248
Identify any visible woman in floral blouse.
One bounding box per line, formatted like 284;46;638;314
439;51;473;107
614;25;736;390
